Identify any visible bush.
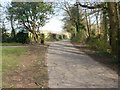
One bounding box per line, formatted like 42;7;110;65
86;37;110;53
15;31;30;44
2;34;9;42
71;31;86;43
7;37;15;43
46;34;63;42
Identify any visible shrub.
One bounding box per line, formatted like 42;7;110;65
2;34;9;42
71;31;86;43
86;37;110;53
15;31;30;44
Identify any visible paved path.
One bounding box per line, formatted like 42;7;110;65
46;40;118;88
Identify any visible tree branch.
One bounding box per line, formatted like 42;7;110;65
78;2;103;9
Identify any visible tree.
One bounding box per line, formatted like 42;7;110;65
102;8;109;41
62;2;85;38
84;9;91;38
5;4;16;39
78;2;120;58
63;16;76;37
107;2;119;58
7;2;54;43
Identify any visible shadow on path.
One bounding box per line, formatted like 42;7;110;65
47;40;118;88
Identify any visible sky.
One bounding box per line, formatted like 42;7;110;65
0;0;65;33
41;16;64;33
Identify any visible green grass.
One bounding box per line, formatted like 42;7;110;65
2;47;28;87
2;47;27;55
2;46;48;88
2;47;28;74
1;43;24;46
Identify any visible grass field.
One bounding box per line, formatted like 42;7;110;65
2;47;28;88
2;47;28;74
2;45;48;88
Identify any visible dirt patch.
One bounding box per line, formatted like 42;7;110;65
2;45;48;88
72;42;118;74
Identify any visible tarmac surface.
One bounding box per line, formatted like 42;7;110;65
46;40;118;88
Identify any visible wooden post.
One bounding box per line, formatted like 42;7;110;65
41;34;44;44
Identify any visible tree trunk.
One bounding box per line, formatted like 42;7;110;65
117;2;120;62
107;2;119;58
84;9;91;38
95;11;100;35
10;14;15;38
102;10;108;41
76;3;80;33
32;31;39;43
88;14;91;36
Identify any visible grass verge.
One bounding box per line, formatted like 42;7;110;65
2;45;48;88
1;43;24;46
2;47;28;87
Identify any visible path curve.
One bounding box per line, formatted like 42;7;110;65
46;40;118;88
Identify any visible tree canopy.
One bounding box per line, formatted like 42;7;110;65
7;2;54;42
